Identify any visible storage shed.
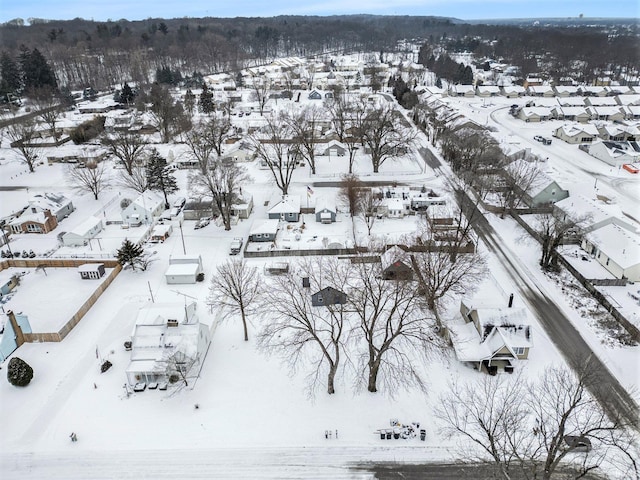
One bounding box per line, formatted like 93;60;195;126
164;255;204;284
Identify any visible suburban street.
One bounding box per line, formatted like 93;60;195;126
420;134;639;426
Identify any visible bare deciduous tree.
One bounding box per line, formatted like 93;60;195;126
499;160;542;218
358;102;416;173
148;83;187;143
66;161;111;200
337;173;364;217
102;130;147;175
6;118;39;172
287;105;323;174
437;358;638;480
536;212;586;271
117;165;147;194
325;94;364;174
188;157;248;231
348;260;436;393
249;74;270;116
164;349;199;388
208;259;262;341
249;113;298;195
357;188;382;237
258;257;354;395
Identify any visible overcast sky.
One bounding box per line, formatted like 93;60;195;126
1;0;638;23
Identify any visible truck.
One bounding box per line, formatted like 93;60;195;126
229;237;243;255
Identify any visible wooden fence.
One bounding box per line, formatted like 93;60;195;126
0;259;122;343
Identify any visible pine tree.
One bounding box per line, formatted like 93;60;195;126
20;48;57;93
120;83;135;105
0;52;22;98
199;82;214;113
146;148;178;209
184;88;196;115
116;239;145;271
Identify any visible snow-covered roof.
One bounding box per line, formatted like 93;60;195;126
67;216;102;237
380;245;411;269
555;123;598;137
28;192;72;213
77;263;104;273
250;219;280;235
314;196;336;213
268;195;301;214
10;211;47;226
587;224;640;269
165;263;200;276
555;194;634;232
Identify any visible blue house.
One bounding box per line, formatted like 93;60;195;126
314;197;337;223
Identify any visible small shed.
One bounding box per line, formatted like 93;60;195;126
314;197;337;223
78;263;106;280
165;255;204;284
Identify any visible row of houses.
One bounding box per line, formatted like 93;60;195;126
447;84;640;99
517;105;639;123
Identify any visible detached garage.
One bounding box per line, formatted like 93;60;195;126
62;216;103;247
164;255;204;284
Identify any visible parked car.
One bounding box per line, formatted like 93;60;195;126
534;135;544;142
194;217;210;229
173;197;186;209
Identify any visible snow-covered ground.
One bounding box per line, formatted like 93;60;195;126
0;86;638;479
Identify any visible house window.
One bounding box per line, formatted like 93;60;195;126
514;347;525;356
606;258;610;266
317;295;323;303
26;224;42;233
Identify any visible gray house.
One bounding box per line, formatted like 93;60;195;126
380;246;413;281
268;195;301;222
249;219;280;242
526;173;570;207
311;286;348;307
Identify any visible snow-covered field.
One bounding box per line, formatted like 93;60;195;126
0;86;638;479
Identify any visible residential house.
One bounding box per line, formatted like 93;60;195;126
587;106;625;122
0;311;31;363
121;190;165;226
268;195;301;222
28;192;74;222
231;196;254;220
317;140;347;157
448;299;533;373
551;106;591;123
524;170;569;207
580;86;608;97
62;216;103;247
523;77;543;88
308;89;333;100
518;107;551;122
553;85;580;97
165;255;204;284
314;197;337;223
555;194;636;234
448;85;475;97
500;85;526;97
528;85;555;97
475;85;501;97
125;302;213;385
311;286;348;307
78;263;106;280
621;105;640;121
581;224;640;282
249;219;280;242
584;96;618;107
586;141;640;167
380;245;413;281
596;124;632;142
552;124;598;144
9;209;58;234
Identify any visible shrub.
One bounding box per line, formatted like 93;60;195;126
100;360;112;373
70;116;105;144
7;357;34;386
120;198;132;209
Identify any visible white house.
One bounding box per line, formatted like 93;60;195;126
501;85;526;97
552;124;598;144
165;255;204;284
125;302;214;385
586;141;640;168
448;299;533;373
121;190;165;226
581;224;640;282
555;194;636;234
551;107;591;123
62;216;103;247
518;107;552;122
28;192;74;222
449;85;475;97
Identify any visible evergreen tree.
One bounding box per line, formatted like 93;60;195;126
235;71;244;88
7;357;33;387
120;82;135;105
116;239;145;271
20;48;57;93
199;82;214;113
0;52;22;98
184;88;196;115
145;148;178;208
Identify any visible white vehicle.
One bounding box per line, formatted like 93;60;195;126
173;197;186;208
229;237;243;255
194;217;210;229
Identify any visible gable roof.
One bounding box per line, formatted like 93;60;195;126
380;245;412;270
268;195;301;214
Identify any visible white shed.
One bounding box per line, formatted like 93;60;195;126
164;255;204;284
